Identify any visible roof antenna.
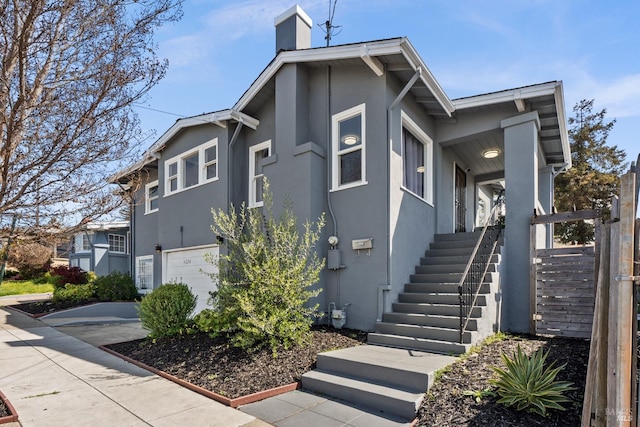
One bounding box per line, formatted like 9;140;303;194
319;0;341;47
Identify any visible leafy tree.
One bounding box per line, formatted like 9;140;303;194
196;180;325;354
554;99;626;244
0;0;183;236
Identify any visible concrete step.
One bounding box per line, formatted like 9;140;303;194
410;272;464;283
420;253;501;265
430;239;479;250
424;247;475;257
415;263;497;274
433;232;482;242
405;282;491;295
367;332;471;355
391;302;483;318
382;312;477;330
315;345;436;391
398;292;488;306
375;322;474;343
301;369;424;420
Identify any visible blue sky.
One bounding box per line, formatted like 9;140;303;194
136;0;640;166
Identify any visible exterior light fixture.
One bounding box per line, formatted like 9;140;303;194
416;166;425;173
155;244;162;252
342;135;359;145
483;149;500;159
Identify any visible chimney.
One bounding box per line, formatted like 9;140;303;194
274;5;312;53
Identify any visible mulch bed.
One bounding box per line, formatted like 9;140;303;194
9;300;98;316
417;334;590;427
106;326;368;399
0;400;8;419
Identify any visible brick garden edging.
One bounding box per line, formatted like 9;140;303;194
0;391;18;424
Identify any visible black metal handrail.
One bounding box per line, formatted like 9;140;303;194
458;192;505;344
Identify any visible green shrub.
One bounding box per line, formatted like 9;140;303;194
196;179;324;354
94;272;138;301
490;345;574;417
52;283;96;304
138;283;197;338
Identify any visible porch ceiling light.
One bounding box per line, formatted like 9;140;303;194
483;149;500;159
342;134;359;145
416;166;425;173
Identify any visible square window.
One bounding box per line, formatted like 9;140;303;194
108;234;127;253
164;139;218;195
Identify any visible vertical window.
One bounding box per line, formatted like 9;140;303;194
249;140;271;207
204;145;217;180
145;180;159;214
183;152;199;188
136;256;153;290
401;111;433;204
75;234;91;252
167;162;178;192
403;128;425;198
108;234;127;253
332;104;366;190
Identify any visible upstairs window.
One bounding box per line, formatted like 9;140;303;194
145;181;159;214
164;139;218;195
332;104;366;190
74;233;91;252
249;140;271;207
401;111;433;204
108;234;127;253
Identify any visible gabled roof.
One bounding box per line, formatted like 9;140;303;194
453;81;570;168
234;37;455;118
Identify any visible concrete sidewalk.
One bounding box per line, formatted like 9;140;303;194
0;301;269;427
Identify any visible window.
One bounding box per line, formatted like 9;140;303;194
249;140;271;207
108;234;127;253
145;181;159;214
136;256;153;290
401;111;433;204
75;233;91;252
332;104;366;190
164;139;218;195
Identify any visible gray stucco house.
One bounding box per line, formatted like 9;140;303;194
115;5;570;353
68;221;130;276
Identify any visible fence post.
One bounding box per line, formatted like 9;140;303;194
607;172;635;426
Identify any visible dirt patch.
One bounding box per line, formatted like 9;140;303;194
106;326;367;399
417;334;590;426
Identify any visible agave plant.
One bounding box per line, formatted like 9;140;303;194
489;345;574;417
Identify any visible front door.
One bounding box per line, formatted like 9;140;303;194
455;165;466;232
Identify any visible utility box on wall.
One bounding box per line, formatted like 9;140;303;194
327;249;342;270
352;238;373;250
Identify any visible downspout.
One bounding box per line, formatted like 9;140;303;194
226;118;245;213
380;67;422;321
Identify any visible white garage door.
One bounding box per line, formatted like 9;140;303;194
164;245;218;314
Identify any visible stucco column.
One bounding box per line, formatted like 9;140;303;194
501;111;540;333
538;165;555;247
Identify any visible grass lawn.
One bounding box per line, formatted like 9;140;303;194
0;280;54;297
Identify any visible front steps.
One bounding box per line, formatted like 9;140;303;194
368;231;502;355
301;345;455;421
300;231;502;421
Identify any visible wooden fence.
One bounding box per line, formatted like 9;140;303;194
534;245;596;338
530;210;600;339
581;168;639;427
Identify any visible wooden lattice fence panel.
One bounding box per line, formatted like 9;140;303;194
534;246;596;338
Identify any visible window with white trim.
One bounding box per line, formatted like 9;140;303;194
164;139;218;195
108;234;127;253
332;104;366;190
401;111;433;204
249;140;271;207
74;233;91;252
136;256;153;290
145;180;159;214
